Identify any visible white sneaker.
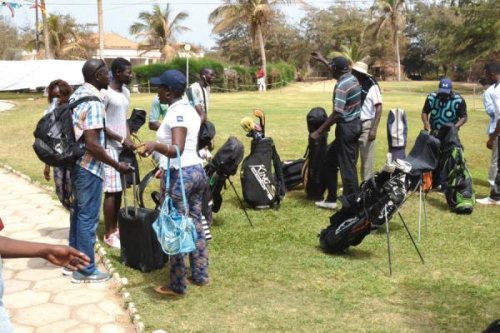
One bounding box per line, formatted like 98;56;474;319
476;197;500;205
315;200;338;210
104;233;121;249
62;267;73;276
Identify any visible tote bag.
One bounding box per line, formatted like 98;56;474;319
152;145;198;256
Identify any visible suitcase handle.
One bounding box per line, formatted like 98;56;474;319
122;166;137;217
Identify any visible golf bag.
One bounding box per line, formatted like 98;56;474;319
205;136;245;213
241;137;285;209
438;124;475;214
281;159;304;190
319;171;407;254
303;107;329;200
387;108;408;160
442;147;475;214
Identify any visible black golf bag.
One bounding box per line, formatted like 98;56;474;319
241;137;285;209
303;107;329;200
319;171;407;254
281;159;304;190
205;136;245;214
437;124;475;214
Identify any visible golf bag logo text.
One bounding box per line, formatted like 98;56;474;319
249;164;275;200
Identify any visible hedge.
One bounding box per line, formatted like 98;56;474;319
132;58;296;92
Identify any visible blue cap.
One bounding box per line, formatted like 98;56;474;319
150;69;186;91
438;77;452;94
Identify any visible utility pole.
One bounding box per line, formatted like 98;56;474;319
35;0;39;55
41;0;51;59
98;0;104;59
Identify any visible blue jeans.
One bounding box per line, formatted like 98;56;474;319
70;165;103;275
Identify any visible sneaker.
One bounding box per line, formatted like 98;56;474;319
476;197;500;205
315;200;338;210
71;269;111;284
104;233;121;249
394;159;412;173
62;267;73;276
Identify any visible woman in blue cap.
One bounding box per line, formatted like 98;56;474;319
138;69;209;296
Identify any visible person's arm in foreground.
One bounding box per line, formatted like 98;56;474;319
369;103;383;141
0;236;90;270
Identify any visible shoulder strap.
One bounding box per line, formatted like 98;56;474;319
201;86;207;114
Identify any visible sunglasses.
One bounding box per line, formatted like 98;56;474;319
93;60;106;77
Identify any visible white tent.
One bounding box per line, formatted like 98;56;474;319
0;60;85;91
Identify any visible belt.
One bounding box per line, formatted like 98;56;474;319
361;119;373;123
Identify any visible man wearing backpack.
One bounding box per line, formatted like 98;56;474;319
310;53;362;210
477;62;500;205
101;58;135;250
69;59;130;283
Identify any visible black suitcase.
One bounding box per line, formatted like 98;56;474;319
118;173;166;272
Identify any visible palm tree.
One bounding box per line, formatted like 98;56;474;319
129;4;190;61
30;13;92;59
328;42;370;64
209;0;306;88
364;0;405;81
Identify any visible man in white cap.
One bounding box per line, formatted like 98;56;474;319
351;61;383;181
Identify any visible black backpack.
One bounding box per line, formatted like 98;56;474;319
241;137;285;209
33;96;100;167
205;136;245;213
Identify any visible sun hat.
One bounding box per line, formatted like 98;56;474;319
351;61;371;76
438;77;452;94
150;69;186;91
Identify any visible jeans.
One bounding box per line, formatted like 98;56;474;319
324;119;362;201
70;165;103;275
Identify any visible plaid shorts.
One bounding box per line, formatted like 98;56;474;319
103;148;122;193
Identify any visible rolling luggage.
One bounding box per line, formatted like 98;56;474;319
118;172;166;272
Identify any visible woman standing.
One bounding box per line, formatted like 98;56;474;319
43;80;74;212
137;69;208;296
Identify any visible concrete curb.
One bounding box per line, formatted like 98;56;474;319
1;163;148;333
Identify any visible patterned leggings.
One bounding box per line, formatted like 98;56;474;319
160;164;208;294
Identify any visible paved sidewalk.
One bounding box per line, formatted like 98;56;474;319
0;167;135;333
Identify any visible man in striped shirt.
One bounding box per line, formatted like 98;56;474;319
70;59;131;283
310;54;362;210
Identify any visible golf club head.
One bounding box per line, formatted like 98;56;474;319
253;108;265;137
240;116;255;132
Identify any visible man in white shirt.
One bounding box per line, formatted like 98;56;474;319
101;58;135;248
351;61;383;181
189;67;215;117
477;62;500;204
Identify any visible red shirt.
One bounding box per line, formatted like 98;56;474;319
257;69;265;79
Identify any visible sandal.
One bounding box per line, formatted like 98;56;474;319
154;285;184;296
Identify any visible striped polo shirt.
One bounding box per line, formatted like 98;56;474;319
333;72;362;122
70;83;106;179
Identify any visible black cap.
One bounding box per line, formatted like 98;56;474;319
330;57;350;71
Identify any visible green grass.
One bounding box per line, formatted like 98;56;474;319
1;80;499;333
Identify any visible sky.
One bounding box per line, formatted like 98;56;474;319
6;0;332;50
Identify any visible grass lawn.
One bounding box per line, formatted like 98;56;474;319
0;80;499;333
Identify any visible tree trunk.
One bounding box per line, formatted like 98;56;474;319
393;24;401;81
256;24;267;89
41;0;51;59
97;0;104;59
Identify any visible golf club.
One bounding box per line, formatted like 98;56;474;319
253;108;265;138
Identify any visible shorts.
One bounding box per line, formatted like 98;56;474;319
103;148;122;193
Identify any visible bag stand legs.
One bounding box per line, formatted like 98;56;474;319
417;175;428;241
227;178;254;228
384;206;425;276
